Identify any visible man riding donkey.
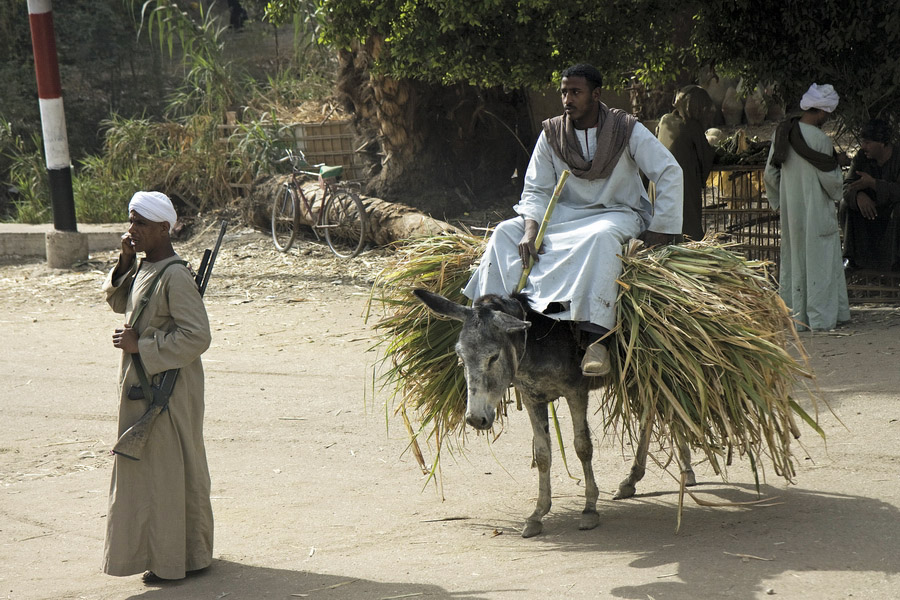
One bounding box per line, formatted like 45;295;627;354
463;63;684;375
416;63;684;536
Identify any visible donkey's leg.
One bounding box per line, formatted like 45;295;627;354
522;400;552;538
677;441;697;486
614;416;653;500
565;390;599;530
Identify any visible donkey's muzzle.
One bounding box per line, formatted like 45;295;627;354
466;413;494;430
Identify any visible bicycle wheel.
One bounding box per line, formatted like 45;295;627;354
323;188;367;258
271;185;298;252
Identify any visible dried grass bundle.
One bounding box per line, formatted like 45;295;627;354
367;233;488;478
606;238;821;493
368;233;823;493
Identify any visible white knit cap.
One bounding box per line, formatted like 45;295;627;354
128;191;177;233
800;83;839;113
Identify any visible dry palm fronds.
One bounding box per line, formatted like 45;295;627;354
368;232;822;491
366;233;489;476
605;238;820;488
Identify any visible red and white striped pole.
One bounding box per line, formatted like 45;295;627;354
28;0;77;233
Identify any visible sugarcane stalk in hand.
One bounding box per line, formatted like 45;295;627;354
516;170;570;292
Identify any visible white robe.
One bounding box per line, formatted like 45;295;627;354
464;122;683;329
102;255;213;579
764;122;850;331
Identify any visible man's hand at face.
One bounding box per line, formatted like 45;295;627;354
120;233;136;259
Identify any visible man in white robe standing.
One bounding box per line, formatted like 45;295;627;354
464;64;683;376
103;191;214;584
764;83;850;331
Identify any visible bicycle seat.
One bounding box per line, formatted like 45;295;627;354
319;165;343;179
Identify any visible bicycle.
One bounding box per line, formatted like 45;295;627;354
270;148;368;258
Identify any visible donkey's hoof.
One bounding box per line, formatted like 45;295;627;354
613;482;636;500
579;509;600;531
522;520;543;538
684;471;697;487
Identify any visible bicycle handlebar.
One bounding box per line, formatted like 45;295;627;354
276;149;338;179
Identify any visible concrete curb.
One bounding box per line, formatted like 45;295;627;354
0;223;127;258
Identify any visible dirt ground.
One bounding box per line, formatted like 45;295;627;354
2;222;900;600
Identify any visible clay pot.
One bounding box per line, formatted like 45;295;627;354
744;87;768;126
722;87;744;126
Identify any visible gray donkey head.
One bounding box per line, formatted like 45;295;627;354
414;289;530;430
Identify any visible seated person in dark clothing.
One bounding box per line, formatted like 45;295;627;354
840;118;900;271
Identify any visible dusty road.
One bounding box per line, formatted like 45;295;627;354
1;225;899;600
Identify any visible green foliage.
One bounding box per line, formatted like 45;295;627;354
2;0;337;223
73;156;132;224
1;0;177;158
0;0;19;58
262;0;338;91
317;0;898;127
318;0;689;90
368;232;489;474
263;0;310;27
78;114;235;216
0;122;50;223
71;116;167;223
136;1;245;117
227;113;293;179
693;0;900;127
69;70;312;223
253;66;332;109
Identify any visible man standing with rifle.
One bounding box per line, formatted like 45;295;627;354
103;191;223;584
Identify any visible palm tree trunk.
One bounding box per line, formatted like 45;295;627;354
334;39;530;216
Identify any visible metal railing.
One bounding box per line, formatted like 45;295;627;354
703;166;900;303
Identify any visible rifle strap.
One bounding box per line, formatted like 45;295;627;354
127;259;187;404
131;354;156;404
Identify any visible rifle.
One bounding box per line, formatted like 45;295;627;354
112;219;228;460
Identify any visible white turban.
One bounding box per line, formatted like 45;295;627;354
128;191;178;233
800;83;839;113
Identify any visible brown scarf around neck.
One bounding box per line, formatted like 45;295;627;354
770;116;838;172
542;102;638;180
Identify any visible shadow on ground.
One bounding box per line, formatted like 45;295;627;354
126;559;503;599
492;483;900;599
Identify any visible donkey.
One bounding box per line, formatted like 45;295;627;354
414;289;695;537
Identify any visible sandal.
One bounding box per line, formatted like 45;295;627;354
581;339;610;376
141;570;163;584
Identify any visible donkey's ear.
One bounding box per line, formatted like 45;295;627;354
491;311;531;334
413;289;471;322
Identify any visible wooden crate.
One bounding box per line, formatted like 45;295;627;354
845;270;900;304
292;121;364;181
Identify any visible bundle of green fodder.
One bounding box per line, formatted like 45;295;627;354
604;238;821;490
367;233;486;475
368;232;822;487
